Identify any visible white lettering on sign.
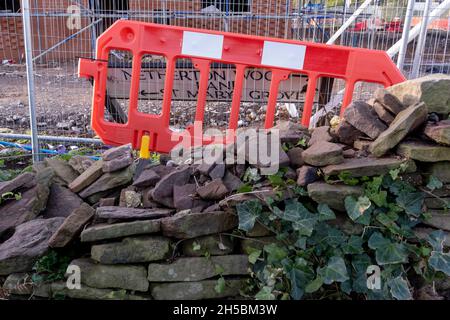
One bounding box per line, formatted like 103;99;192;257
107;67;309;103
182;31;224;59
261;41;306;70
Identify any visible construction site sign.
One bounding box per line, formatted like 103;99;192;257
106;66;309;103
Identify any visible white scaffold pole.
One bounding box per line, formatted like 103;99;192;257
410;0;432;78
21;0;40;162
387;0;450;58
397;0;415;71
326;0;373;45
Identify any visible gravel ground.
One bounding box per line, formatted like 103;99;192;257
0;63;302;139
0;64;92;136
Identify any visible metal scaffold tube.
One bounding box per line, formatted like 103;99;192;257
21;0;40;163
410;0;432;78
387;0;450;58
326;0;373;45
0;133;103;145
396;0;415;71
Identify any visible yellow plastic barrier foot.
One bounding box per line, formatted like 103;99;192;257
139;134;150;159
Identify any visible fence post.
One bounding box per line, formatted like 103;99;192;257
89;0;97;56
21;0;40;163
411;0;432;78
397;0;415;72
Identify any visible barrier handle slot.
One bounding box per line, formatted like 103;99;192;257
301;73;318;127
161;56;176;126
341;80;356;116
264;70;291;129
194;60;211;124
228;64;246;131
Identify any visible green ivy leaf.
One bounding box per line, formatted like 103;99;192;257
367;231;391;249
275;200;317;236
351;254;372;294
354;207;372;226
318;256;349;285
243;167;260;183
312;224;348;250
317;203;336;221
215;264;225;275
404;243;422;259
338;171;359;186
368;232;409;265
389;168;400;180
236;200;262;232
31;273;44;284
376;212;396;226
289;268;314;300
367;284;392;300
214;277;226;294
268;174;284;187
248;249;262;264
426;175;443;191
237;184;253;193
396;191;425;217
294;236;307;250
387;202;404;215
428;251;450;276
420;246;432;257
342;235;364;254
192;241;201;251
255;286;275;300
296;138;307;147
365;176;388;207
305;276;323;293
293;185;308;196
294;257;308;267
352;254;372;273
341;280;353;295
367;175;383;188
376;212;401;234
352;272;370;294
264;243;288;265
388;276;412;300
370;190;388;208
274;199;312;222
345;196;371;221
426;230;447;253
388;179;416;196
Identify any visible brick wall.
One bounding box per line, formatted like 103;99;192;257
0;17;24;62
130;0;290;38
0;0;291;62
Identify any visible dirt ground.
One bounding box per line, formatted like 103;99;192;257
0;63;93;137
0;63;298;140
0;62;287;177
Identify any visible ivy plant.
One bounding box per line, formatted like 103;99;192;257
237;173;450;300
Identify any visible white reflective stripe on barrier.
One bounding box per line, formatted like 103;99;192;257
261;41;306;70
181;31;224;59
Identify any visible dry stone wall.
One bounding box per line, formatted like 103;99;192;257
0;74;450;300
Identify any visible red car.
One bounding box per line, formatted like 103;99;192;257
350;18;387;32
385;18;403;32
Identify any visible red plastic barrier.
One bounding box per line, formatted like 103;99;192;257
79;20;405;153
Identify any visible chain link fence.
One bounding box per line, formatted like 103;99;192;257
0;0;449;161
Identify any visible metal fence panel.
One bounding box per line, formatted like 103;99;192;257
0;0;449;155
